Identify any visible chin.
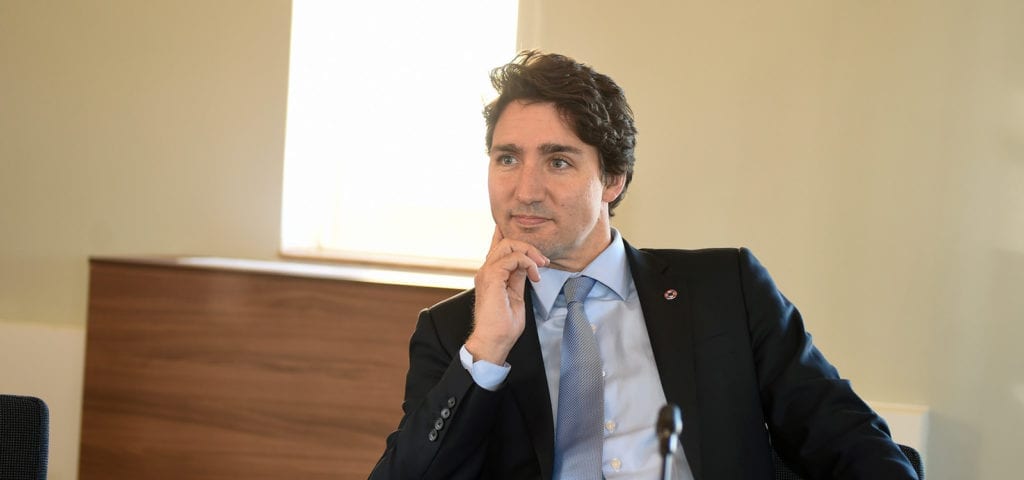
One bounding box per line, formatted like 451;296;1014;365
502;228;552;253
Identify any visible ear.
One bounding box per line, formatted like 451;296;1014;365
602;174;626;204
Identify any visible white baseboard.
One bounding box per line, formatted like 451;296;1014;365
868;400;929;461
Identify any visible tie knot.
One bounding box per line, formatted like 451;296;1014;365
563;275;597;304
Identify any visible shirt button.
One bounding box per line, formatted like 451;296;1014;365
605;420;616;433
610;458;622;471
602;370;607;378
591;324;597;333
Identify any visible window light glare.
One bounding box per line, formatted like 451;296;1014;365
281;1;519;268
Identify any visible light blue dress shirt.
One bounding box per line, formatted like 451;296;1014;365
460;230;694;479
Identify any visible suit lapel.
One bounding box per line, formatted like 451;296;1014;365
625;242;703;480
505;286;556;479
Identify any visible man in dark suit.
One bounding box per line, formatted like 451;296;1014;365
369;51;918;480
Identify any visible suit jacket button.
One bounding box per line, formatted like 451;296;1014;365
447;396;457;408
440;407;451;419
428;429;438;442
434;418;445;431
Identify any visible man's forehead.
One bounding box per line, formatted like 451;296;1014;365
494;102;574;128
489;100;596;153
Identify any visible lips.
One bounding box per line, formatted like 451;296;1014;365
511;214;551;227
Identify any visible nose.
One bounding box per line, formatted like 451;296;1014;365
513;160;545;204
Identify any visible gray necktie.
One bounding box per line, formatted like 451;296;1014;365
553;275;603;479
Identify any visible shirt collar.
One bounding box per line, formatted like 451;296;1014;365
530;229;631;321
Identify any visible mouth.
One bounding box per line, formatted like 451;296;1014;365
510;214;551;228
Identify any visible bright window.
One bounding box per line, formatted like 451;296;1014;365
281;1;519;270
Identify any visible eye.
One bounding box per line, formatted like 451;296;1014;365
550;157;571;169
497;154;517;166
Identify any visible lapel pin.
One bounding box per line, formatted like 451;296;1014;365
663;289;678;300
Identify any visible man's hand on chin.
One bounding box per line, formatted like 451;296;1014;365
466;226;549;365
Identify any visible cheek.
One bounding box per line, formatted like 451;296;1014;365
560;186;601;216
589;182;607;209
487;179;499;214
487;175;503;201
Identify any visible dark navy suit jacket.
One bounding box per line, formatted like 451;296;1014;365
369;245;918;479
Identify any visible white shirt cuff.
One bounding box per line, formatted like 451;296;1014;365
459;344;511;391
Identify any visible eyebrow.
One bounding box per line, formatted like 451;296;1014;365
539;143;583;155
489;143;583;155
490;143;523;155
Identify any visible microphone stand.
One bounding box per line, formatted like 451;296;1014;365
657;404;683;480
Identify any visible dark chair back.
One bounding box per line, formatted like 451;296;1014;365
0;395;49;480
772;443;924;480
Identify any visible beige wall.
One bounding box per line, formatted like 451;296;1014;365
1;1;1021;479
0;0;289;327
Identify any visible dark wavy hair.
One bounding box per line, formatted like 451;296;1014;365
483;50;637;214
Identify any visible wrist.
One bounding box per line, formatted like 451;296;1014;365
465;336;512;365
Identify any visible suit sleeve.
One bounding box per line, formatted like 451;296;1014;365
737;247;919;479
368;304;507;480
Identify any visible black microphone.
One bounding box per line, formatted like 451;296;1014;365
657;403;683;480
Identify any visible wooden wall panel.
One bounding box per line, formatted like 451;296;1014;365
80;259;462;479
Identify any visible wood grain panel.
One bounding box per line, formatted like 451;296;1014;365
80;260;461;479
